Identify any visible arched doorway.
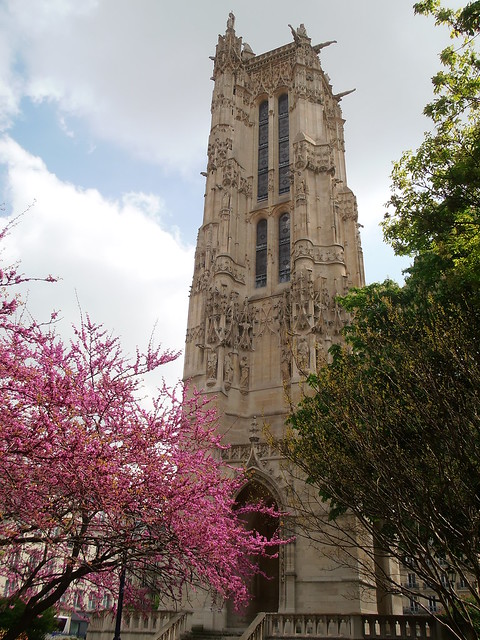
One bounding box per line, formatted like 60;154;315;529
227;480;280;628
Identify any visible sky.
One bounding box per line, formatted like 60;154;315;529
0;0;459;388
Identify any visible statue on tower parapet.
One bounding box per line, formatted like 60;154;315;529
288;23;310;45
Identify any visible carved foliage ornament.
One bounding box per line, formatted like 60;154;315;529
293;140;334;175
248;59;294;98
207;137;233;172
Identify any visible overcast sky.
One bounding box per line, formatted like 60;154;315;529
0;1;459;387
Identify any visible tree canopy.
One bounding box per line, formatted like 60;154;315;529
281;3;480;640
0;221;283;640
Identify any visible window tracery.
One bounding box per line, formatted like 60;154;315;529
257;100;269;201
255;218;267;288
278;212;290;282
278;94;290;194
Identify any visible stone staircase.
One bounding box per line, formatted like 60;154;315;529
182;626;243;640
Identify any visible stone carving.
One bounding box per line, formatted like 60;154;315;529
281;346;292;384
293;140;334;175
291;269;314;331
207;137;233;171
248;57;294;97
214;256;245;284
336;188;358;222
224;352;233;389
255;301;277;337
212;22;242;80
239;176;252;197
240;355;250;393
312;283;330;337
292;240;313;260
211;93;234;112
222;158;239;188
291;241;345;265
296;336;310;371
185;324;205;346
295;175;308;202
218;158;252;198
238;298;254;350
288;23;309;45
197;267;212;292
268;169;275;194
235;106;252;126
241;42;255;61
206;350;217;383
205;285;235;347
221;442;279;462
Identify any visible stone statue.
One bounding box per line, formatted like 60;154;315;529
289;23;308;44
224;353;233;386
227;11;235;30
207;350;217;379
297;336;310;370
240;355;249;389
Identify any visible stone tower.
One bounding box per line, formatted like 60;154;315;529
183;15;380;629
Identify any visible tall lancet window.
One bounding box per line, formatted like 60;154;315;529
255;219;267;288
278;94;290;195
257;100;269;201
278;213;290;282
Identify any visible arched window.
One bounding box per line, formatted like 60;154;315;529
278;94;289;194
257;100;269;201
256;219;267;288
278;213;290;282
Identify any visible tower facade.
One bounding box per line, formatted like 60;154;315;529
183;15;375;629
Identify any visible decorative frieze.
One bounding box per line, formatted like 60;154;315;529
221;441;281;463
336;189;358;222
292;240;345;264
247;58;294;98
207;137;233;171
293;139;335;175
214;256;245;284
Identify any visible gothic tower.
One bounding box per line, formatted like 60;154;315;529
183;15;381;629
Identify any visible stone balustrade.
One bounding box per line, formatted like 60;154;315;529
87;610;190;640
239;613;449;640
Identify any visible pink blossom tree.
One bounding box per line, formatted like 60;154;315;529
0;225;283;640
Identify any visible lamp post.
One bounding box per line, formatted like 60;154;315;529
113;561;127;640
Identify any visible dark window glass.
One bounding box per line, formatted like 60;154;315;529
256;219;267;288
258;146;269;171
278;115;289;139
278;213;290;282
258;100;269;201
278;93;288;115
278;94;289;195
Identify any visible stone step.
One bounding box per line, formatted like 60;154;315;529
182;627;243;640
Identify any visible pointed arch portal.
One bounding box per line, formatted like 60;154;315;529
227;481;280;628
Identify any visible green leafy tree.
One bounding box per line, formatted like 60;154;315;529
384;0;480;300
0;599;57;640
282;289;480;639
280;3;480;640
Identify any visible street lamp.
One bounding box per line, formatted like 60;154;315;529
113;561;127;640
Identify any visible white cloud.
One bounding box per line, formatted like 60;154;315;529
0;0;455;177
0;135;193;387
0;0;466;315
